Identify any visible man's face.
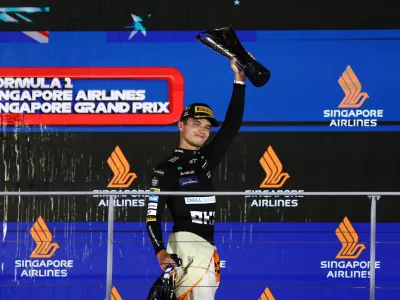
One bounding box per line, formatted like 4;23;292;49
179;117;211;148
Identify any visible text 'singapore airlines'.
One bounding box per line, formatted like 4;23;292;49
14;216;74;278
320;217;381;279
323;66;383;127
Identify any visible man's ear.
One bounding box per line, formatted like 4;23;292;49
177;121;184;131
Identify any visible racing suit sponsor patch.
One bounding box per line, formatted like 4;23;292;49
148;203;158;209
151;178;159;186
147;209;157;216
154;169;164;175
149;195;159;202
184;196;216;204
179;176;199;186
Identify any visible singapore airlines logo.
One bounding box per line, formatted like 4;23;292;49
30;216;60;258
15;216;74;278
105;286;123;300
259;146;290;188
258;287;275;300
336;217;366;259
107;146;137;188
338;65;369;108
320;217;379;279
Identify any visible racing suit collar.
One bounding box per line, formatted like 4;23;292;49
174;147;200;156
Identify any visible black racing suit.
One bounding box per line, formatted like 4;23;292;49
146;83;246;255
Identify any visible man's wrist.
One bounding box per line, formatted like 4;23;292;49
156;248;167;257
234;80;246;85
234;72;246;81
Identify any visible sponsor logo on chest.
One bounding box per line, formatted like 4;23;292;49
179;176;199;186
180;170;195;176
185;196;216;204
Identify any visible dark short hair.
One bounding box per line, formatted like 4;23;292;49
181;116;190;124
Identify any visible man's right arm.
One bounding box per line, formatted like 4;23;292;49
145;165;173;256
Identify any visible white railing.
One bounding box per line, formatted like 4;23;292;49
1;191;397;300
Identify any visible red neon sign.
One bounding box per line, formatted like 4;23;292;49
0;67;184;125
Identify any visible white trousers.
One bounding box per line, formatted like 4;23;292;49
180;257;219;300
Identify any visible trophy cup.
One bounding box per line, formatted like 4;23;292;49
195;25;270;87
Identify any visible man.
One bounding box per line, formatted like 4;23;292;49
146;55;250;299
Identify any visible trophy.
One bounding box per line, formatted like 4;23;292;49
195;25;270;87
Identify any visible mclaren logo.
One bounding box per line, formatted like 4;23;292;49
338;65;369;108
107;146;137;188
259;287;275;300
259;146;290;188
30;216;60;258
335;217;366;259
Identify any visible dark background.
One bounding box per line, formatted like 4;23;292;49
1;0;399;31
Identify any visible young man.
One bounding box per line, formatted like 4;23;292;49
146;56;249;299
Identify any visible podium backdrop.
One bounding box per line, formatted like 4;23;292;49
1;27;400;299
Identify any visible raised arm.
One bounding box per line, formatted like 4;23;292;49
202;57;248;169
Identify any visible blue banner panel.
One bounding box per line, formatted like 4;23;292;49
1;30;400;132
1;221;400;299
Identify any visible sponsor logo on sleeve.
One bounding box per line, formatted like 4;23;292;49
149;195;159;202
148;203;158;209
151;178;159;186
154;169;164;175
147;209;157;216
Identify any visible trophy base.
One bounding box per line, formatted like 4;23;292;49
243;61;271;87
